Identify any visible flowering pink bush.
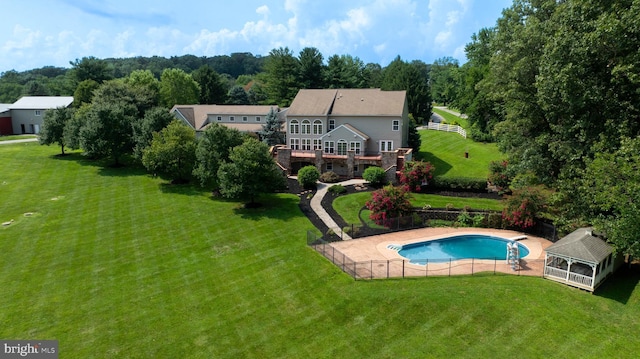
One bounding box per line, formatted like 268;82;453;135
398;161;435;193
365;185;413;228
502;186;548;229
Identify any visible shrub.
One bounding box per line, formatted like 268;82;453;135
502;186;549;229
298;165;320;189
365;185;413;228
319;171;340;183
362;166;387;187
487;213;503;228
399;161;435;192
328;184;347;195
431;176;487;191
488;160;512;194
473;214;486;227
455;211;473;227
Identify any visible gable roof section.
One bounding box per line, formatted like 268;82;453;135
0;104;11;114
546;227;613;263
9;96;73;110
287;88;406;117
320;123;369;141
287;89;338;116
170;104;278;130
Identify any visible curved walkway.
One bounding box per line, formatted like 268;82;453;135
309;178;366;241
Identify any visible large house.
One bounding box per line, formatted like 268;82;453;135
7;96;74;135
170;104;282;134
275;88;412;180
170;88;412;181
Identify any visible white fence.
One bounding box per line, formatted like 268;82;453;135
426;122;467;138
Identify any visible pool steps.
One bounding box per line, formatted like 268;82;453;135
387;244;402;251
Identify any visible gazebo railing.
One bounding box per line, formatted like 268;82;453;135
568;272;593;287
544;266;593;288
544;266;567;279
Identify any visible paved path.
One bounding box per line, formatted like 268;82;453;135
433;106;468;119
309;178;367;241
0;138;38;145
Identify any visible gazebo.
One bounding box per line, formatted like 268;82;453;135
544;227;624;292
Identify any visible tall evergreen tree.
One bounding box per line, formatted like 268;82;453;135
260;107;284;146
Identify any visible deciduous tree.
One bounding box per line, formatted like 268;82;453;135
365;185;413;228
193;123;245;189
39;107;74;155
217;138;286;205
142;121;197;183
159;68;200;108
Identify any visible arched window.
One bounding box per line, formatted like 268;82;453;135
313;120;323;135
301;119;311;134
290;120;299;134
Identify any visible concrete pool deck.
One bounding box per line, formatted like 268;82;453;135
326;227;554;277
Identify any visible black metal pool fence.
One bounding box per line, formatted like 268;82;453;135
307;232;546;280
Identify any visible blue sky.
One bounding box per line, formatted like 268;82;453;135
0;0;512;72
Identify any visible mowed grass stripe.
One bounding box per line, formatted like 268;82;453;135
418;130;504;179
1;143;640;358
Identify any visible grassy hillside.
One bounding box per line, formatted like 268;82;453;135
1;143;639;358
417;130;504;179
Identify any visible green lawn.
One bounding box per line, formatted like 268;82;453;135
2;143;640;358
417;130;504;179
333;192;504;224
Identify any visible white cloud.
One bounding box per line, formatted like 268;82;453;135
256;5;270;16
3;25;41;51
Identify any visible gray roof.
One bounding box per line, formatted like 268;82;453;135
0;104;10;113
170;104;279;130
546;227;614;263
9;96;73;109
287;88;406;117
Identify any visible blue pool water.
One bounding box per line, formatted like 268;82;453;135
397;235;530;264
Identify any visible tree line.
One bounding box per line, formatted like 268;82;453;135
1;49;432;122
426;0;640;258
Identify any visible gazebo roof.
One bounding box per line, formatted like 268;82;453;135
546;227;613;263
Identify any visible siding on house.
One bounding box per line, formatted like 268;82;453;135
8;96;74;134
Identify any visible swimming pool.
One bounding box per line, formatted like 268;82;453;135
396;234;530;264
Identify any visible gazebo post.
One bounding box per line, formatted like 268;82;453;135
565;259;572;283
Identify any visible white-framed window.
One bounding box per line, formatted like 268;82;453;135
301;138;311;151
35;110;41;116
230;116;235;121
243;116;248;122
324;141;335;154
350;141;361;155
328;119;335;131
313;139;322;150
301;119;311;134
392;120;400;131
326;162;333;171
380;140;393;152
290;120;299;134
217;116;222;121
313;120;323;135
256;116;261;122
289;138;300;150
337;140;347;155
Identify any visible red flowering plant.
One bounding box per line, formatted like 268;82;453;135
502;186;549;229
398;161;435;193
365;185;413;228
